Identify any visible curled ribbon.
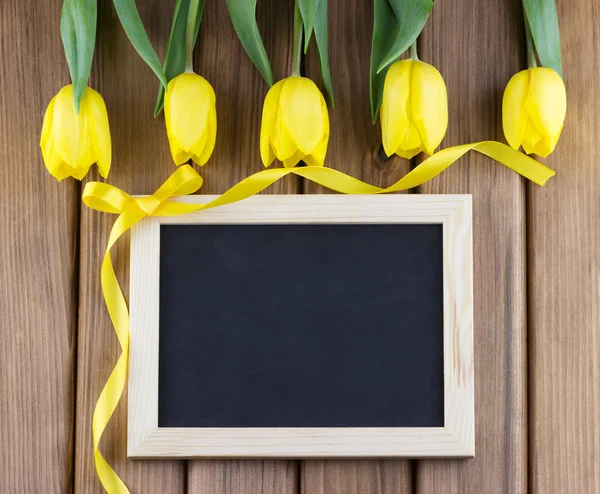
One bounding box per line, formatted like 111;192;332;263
84;141;554;493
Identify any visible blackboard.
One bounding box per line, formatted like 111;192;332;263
127;195;474;458
158;223;445;428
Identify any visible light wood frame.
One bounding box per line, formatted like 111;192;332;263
128;194;474;459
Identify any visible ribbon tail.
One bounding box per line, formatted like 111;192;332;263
472;141;555;185
93;352;130;494
92;212;145;494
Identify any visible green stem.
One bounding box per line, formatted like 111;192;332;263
292;0;303;76
185;0;201;72
524;12;537;68
409;40;419;61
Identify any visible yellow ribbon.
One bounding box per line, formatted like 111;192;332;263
83;141;554;493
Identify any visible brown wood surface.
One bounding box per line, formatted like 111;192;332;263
2;0;599;493
416;0;528;493
528;1;600;492
0;0;78;492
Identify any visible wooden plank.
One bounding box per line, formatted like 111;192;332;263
73;1;187;492
301;0;412;492
416;0;527;493
186;0;299;492
0;0;77;491
528;1;600;492
301;460;412;494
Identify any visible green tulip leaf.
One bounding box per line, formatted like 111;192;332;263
369;0;400;122
60;0;97;112
298;0;319;52
313;0;334;106
225;0;274;87
112;0;167;88
376;0;434;73
154;0;205;117
523;0;563;77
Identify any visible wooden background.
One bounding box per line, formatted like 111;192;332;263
1;0;598;492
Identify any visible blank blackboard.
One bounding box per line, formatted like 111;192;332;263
158;223;445;429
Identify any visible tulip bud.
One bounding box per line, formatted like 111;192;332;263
40;85;111;181
260;76;329;168
381;60;448;159
502;67;566;157
165;73;217;166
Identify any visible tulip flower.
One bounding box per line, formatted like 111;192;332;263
40;85;111;181
502;67;566;157
165;73;217;166
380;59;448;159
260;76;329;168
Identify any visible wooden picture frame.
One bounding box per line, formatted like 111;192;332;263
128;194;474;458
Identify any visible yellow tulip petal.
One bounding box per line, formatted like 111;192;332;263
260;80;285;167
524;67;566;141
44;145;70;181
304;133;328;167
400;122;423;152
283;150;305;168
395;147;422;160
165;73;214;153
84;87;112;178
303;91;329;167
381;60;412;157
52;85;94;170
195;105;217;166
502;70;530;150
173;149;194;165
190;125;208;164
412;61;448;155
279;77;324;155
272;111;298;161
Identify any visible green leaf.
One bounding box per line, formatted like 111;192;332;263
298;0;319;52
225;0;273;86
376;0;434;73
153;0;204;117
313;0;334;106
369;0;400;122
523;0;562;76
113;0;167;88
60;0;97;112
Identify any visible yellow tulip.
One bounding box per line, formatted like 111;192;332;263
260;76;329;168
502;67;566;157
165;73;217;166
381;60;448;159
40;85;111;181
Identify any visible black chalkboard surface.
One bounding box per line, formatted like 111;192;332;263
158;223;445;429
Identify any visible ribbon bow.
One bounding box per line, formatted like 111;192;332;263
84;141;554;493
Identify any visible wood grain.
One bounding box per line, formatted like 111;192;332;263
528;1;600;492
74;1;187;492
0;0;77;491
302;0;413;490
416;0;527;492
301;460;412;494
186;0;299;492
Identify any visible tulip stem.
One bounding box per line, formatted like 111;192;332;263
524;12;537;68
409;41;419;61
292;0;303;76
185;0;201;72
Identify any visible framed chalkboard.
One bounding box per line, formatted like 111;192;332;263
128;195;474;458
